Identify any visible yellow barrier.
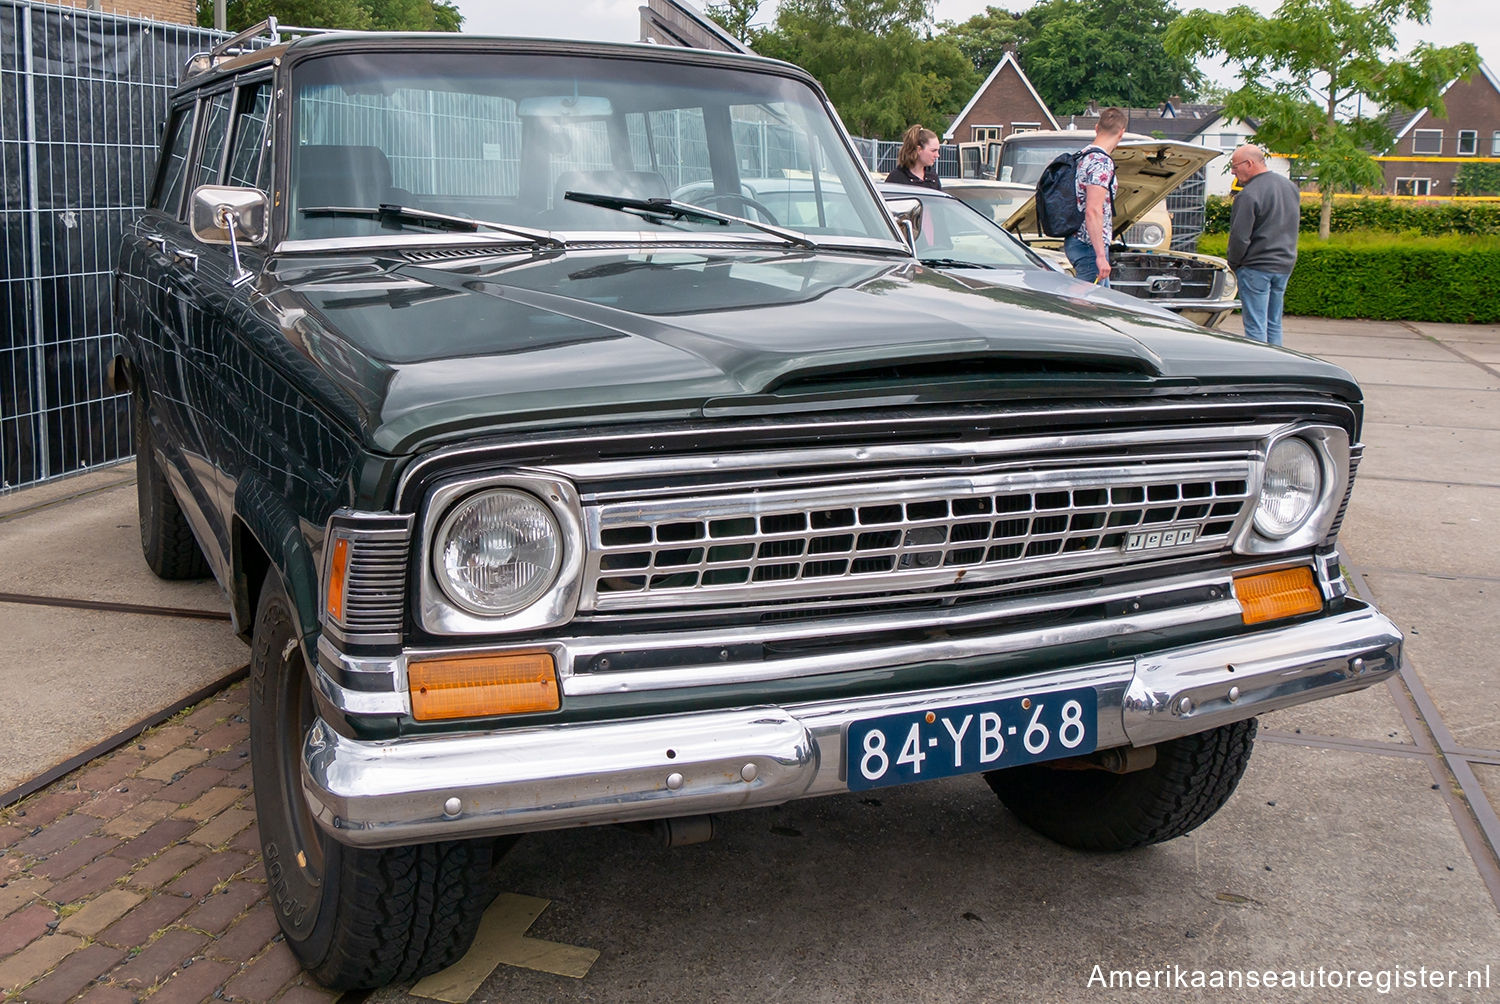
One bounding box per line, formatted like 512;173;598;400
1293;191;1500;204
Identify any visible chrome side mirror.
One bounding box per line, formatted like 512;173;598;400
190;185;268;287
885;197;922;253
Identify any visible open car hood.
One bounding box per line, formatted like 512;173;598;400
1003;139;1221;239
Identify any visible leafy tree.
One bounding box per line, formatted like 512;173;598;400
755;1;979;140
940;0;1200;114
198;0;461;33
706;0;768;43
1168;0;1479;238
938;5;1020;76
1016;0;1202;114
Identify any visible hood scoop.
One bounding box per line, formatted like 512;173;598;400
766;351;1159;396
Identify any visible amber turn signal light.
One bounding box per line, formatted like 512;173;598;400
408;652;559;721
325;537;350;623
1235;567;1322;625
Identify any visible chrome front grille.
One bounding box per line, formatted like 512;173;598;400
582;460;1256;611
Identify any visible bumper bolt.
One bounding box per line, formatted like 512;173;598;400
1228;686;1240;703
666;772;684;791
1351;657;1366;676
740;763;758;782
443;797;462;817
1178;696;1194;714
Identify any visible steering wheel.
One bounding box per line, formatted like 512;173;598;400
690;191;782;227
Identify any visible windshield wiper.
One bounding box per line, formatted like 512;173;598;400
919;257;998;269
563;191;818;250
299;204;567;249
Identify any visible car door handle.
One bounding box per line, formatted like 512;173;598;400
170;248;199;271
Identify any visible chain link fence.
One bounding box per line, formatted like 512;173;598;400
1;0;230;492
849;136;962;179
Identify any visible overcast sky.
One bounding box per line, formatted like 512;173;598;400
453;0;1500;82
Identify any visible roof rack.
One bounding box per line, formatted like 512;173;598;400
183;17;345;78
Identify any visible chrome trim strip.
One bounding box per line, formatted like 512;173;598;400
312;642;410;717
558;423;1283;488
558;566;1232;668
562;598;1238;696
393;400;1358;508
301;606;1400;847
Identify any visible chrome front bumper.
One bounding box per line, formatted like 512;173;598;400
302;605;1400;848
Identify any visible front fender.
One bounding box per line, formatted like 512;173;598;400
232;473;324;652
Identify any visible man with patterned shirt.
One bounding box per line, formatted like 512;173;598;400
1064;107;1127;284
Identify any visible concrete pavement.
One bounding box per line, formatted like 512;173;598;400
1;315;1498;1002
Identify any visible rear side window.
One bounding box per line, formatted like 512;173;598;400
151;104;197;215
225;82;272;190
192;91;234;190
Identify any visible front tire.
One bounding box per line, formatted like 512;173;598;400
249;571;506;989
985;719;1257;852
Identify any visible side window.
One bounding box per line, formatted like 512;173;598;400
191;91;234;190
150;104;197;215
225;82;272;190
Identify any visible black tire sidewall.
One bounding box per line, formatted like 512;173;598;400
249;571;343;970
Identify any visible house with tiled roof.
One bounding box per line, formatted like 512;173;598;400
1381;62;1500;196
943;50;1059;144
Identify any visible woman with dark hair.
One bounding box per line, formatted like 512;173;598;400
885;124;942;189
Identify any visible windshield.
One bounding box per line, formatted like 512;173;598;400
944;184;1033;226
286;51;895;245
900;195;1043;269
997;140;1074;185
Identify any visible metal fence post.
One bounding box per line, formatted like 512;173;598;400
21;0;48;481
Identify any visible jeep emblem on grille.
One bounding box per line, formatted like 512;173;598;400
1124;527;1197;552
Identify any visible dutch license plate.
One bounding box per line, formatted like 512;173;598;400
845;687;1098;791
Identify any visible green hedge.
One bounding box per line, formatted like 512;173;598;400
1196;233;1500;323
1203;195;1500;236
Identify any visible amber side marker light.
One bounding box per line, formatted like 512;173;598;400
1234;567;1322;625
408;652;559;721
325;537;350;623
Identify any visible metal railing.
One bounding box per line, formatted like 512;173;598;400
0;1;233;492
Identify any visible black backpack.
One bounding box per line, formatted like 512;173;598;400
1034;147;1110;238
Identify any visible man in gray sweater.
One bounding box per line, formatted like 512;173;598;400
1227;145;1301;346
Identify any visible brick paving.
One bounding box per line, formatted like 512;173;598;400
0;681;338;1003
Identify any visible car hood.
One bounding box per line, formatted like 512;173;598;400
935;264;1184;322
260;246;1356;454
1004;139;1221;238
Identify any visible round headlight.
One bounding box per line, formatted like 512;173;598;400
1137;223;1165;248
1254;437;1321;539
434;490;561;615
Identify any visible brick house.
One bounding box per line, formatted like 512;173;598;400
1383;62;1500;196
52;0;194;23
943;50;1058;144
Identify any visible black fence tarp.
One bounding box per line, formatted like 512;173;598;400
1;1;225;491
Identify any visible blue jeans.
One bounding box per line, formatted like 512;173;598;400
1064;234;1104;284
1236;267;1290;346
